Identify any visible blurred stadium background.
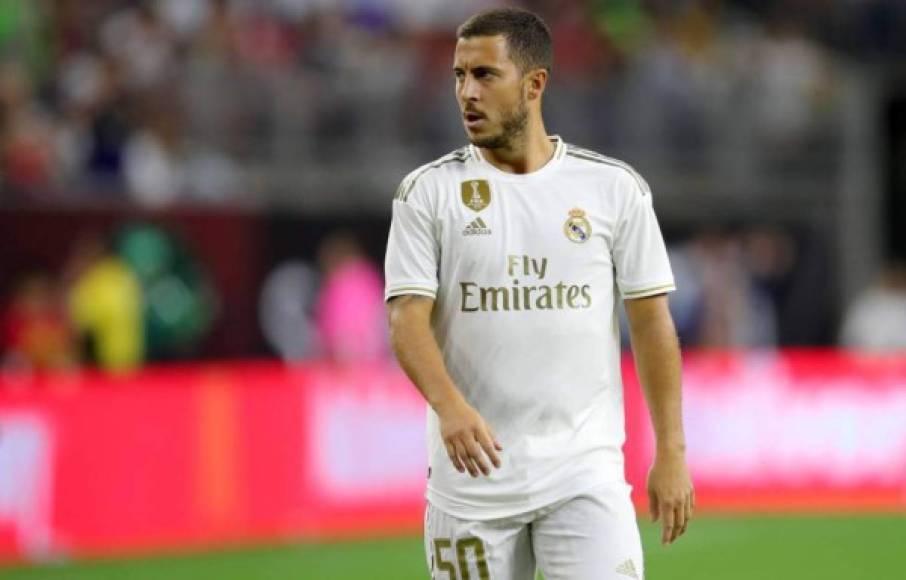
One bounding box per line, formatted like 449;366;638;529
1;0;905;578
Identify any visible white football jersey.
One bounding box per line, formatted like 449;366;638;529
385;136;675;520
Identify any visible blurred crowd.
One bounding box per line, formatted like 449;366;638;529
2;225;216;372
8;221;905;376
259;230;387;363
1;222;393;373
0;0;903;209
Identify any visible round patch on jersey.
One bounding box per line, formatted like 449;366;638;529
564;208;591;243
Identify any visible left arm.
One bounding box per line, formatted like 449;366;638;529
625;294;694;546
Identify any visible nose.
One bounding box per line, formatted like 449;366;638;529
459;75;480;103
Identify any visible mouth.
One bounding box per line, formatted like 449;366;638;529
463;111;486;129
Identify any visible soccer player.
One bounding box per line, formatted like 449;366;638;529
384;7;692;579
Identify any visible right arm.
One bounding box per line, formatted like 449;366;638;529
387;294;502;477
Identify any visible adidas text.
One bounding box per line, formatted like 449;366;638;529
463;217;492;236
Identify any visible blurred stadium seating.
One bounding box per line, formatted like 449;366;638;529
1;0;905;578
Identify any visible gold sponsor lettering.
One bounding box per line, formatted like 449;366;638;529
459;256;592;312
555;282;566;309
566;285;581;308
459;281;593;312
507;255;521;277
536;285;554;309
523;286;537;311
480;286;509;311
506;254;547;279
581;284;592;308
460;282;479;312
532;257;547;279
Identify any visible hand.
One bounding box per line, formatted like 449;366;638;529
436;397;502;478
647;450;694;546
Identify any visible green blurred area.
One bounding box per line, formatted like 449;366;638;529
3;515;904;579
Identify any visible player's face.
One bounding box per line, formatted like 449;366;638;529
453;35;529;150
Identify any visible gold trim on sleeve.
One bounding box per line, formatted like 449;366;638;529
623;283;676;298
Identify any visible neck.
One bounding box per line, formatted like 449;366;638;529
479;116;555;174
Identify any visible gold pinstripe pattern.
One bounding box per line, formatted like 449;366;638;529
396;148;470;202
566;146;650;196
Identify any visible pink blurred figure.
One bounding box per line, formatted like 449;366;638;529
314;232;388;364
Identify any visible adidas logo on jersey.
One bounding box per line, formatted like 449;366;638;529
463;217;492;236
615;558;640;578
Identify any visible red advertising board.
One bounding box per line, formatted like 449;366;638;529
654;351;906;512
0;351;904;563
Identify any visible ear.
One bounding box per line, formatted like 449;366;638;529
525;68;548;101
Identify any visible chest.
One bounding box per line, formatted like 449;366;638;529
436;178;617;281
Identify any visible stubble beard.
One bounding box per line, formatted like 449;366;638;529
469;97;529;150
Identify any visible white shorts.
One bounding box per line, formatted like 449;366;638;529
424;481;644;580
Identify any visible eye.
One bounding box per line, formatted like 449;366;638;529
453;69;465;80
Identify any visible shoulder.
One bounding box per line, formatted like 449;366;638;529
394;146;472;203
562;143;651;197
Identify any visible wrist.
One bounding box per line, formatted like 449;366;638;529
429;386;467;417
655;441;686;458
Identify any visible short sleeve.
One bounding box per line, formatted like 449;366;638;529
612;176;676;300
384;181;439;302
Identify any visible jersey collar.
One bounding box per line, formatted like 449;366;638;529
468;136;565;181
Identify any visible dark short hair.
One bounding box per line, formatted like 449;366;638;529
457;8;552;73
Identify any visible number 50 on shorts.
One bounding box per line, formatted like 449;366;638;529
433;537;490;580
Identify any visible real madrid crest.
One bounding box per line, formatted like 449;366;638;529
564;208;591;243
461;180;491;212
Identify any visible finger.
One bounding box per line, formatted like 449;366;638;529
677;492;692;537
648;489;660;523
672;503;685;543
464;456;480;478
466;439;490;476
661;502;675;545
445;442;464;473
454;440;478;477
488;428;504;451
475;430;501;469
460;445;480;478
684;493;693;527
